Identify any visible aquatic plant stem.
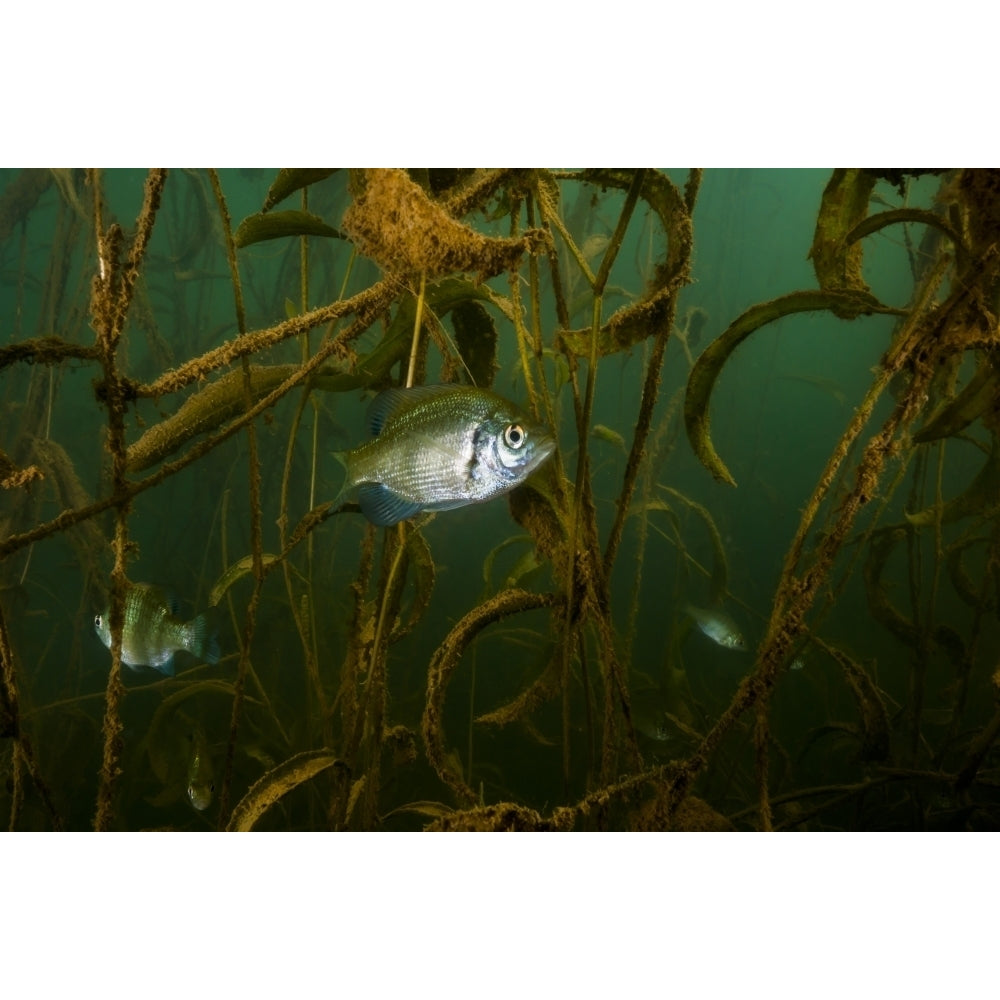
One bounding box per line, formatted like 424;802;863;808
423;589;564;806
776;254;952;602
90;168;166;831
604;171;697;576
405;273;426;389
350;523;410;828
0;601;62;829
208;170;266;827
569;173;646;786
0;309;380;567
655;256;970;824
274;215;336;720
136;278;397;399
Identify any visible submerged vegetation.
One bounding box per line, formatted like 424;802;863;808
1;167;999;831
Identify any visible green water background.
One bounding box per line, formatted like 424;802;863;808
0;168;993;830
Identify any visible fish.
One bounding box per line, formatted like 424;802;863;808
186;725;215;812
633;705;672;743
94;582;221;674
334;384;556;527
683;603;747;651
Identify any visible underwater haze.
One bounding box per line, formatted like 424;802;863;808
1;167;998;831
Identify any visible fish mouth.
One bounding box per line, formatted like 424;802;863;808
530;431;557;468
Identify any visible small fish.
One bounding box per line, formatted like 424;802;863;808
94;582;220;674
186;725;215;812
683;603;747;651
633;706;672;743
334;384;556;527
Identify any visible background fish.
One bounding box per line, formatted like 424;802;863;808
186;724;215;811
94;582;221;674
683;603;747;651
334;384;555;527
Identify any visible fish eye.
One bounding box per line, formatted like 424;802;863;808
503;423;526;449
94;614;103;629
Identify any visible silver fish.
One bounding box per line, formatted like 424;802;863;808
186;725;215;812
335;384;556;527
683;603;747;651
94;582;220;674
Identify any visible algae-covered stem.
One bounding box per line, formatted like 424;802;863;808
0;603;62;829
344;279;428;826
276;236;360;720
0;296;383;568
544;170;645;792
405;272;427;390
92;168;166;831
664;256;959;822
208;169;267;828
603;169;700;579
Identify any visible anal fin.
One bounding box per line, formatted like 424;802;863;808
358;483;423;527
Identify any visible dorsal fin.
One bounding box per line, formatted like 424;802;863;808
366;384;462;436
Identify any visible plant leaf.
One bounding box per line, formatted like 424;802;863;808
226;750;347;831
234;210;343;249
915;360;1000;444
684;289;891;486
262;169;337;211
209;553;282;607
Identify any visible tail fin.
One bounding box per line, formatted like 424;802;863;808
186;613;221;665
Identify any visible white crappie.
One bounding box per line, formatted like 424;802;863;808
683;603;747;651
94;582;220;674
336;384;556;527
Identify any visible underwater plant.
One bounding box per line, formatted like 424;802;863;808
1;167;999;831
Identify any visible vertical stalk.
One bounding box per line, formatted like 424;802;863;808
93;168;166;831
208;169;265;827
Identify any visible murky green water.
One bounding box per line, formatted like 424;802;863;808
1;168;997;831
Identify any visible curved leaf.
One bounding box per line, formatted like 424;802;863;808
846;206;968;271
915;361;1000;444
262;169;337;212
144;680;240;784
906;444;1000;527
684;289;891;486
127;363;353;472
234;210;343;249
226;750;347;831
481;534;534;595
591;424;627;451
380;799;455;822
451;299;498;388
808;169;876;301
209;553;282;607
389;528;435;642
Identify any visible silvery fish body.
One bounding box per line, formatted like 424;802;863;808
683;603;747;651
339;384;556;527
94;582;220;674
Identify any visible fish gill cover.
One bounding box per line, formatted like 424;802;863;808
1;167;999;831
